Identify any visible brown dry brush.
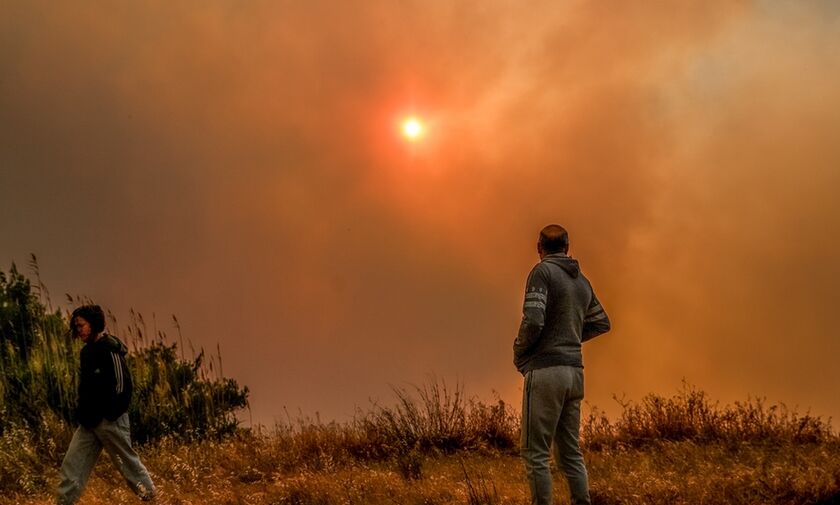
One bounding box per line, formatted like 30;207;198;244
580;381;835;450
360;380;520;457
142;381;839;503
222;382;520;478
235;381;840;503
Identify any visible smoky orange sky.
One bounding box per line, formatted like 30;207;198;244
2;1;839;425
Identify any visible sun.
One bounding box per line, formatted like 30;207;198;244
401;117;425;141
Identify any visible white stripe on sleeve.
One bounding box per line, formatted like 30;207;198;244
111;353;123;394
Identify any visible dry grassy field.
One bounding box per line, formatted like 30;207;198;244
3;384;840;505
7;437;840;505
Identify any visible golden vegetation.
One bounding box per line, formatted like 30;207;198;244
3;381;840;505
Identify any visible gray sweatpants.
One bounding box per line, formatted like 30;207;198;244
56;413;155;504
521;365;590;505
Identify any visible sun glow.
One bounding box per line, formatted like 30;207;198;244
401;117;425;141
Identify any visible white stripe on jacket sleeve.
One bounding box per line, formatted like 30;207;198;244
111;352;123;394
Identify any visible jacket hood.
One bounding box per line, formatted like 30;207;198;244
542;254;580;278
92;333;129;355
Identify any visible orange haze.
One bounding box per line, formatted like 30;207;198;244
2;1;839;425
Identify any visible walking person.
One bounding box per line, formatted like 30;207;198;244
514;225;611;505
57;305;155;504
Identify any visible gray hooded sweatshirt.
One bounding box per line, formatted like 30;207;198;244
513;253;610;374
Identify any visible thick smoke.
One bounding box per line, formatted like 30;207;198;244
2;1;838;423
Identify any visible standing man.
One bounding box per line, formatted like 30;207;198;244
57;305;156;504
515;225;611;505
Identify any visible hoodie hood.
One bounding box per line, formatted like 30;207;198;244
542;253;580;278
92;333;129;355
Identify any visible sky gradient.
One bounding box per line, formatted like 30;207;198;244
2;0;839;425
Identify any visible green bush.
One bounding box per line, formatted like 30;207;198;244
0;260;249;451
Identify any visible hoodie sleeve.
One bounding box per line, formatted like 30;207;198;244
109;349;127;396
98;336;132;420
514;265;549;364
97;345;120;402
582;291;611;342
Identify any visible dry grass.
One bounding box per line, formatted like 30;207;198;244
587;440;840;504
582;383;833;449
4;437;839;505
3;382;839;505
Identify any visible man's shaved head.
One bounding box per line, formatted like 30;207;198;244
538;224;569;255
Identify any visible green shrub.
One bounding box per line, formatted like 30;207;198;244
0;260;249;449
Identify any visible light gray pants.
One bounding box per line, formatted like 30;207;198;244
56;413;155;504
521;365;590;505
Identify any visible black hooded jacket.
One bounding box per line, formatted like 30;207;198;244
77;333;133;429
513;253;611;374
